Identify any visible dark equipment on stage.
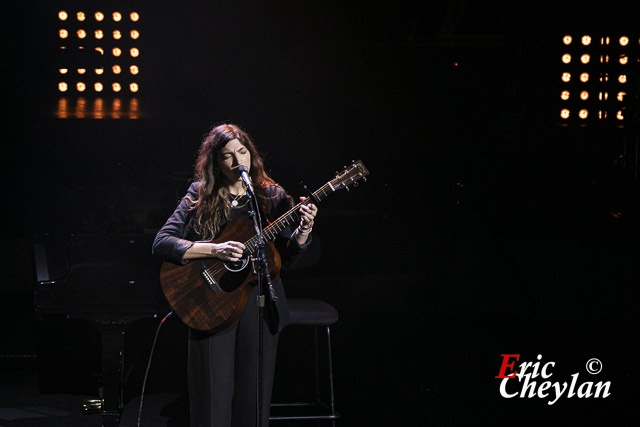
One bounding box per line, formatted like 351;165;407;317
33;233;163;426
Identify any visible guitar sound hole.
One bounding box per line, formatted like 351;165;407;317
224;257;249;273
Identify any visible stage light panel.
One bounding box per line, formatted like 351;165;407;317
558;32;639;127
54;8;143;118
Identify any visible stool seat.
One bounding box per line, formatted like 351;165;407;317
288;298;339;326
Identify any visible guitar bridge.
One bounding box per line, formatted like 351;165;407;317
199;262;221;294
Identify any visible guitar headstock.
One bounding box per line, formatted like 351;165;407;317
330;160;370;191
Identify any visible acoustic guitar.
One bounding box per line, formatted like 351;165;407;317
159;160;369;332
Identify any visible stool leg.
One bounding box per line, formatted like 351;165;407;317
326;325;336;426
313;326;321;404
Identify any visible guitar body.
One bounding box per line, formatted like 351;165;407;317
159;216;281;332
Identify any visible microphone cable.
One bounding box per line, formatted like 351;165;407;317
137;310;173;427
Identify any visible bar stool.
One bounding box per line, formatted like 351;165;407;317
270;297;340;424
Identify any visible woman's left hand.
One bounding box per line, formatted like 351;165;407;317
299;198;318;231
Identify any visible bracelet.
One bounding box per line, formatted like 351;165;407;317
297;226;312;236
300;220;314;231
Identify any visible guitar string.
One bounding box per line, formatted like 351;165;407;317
202;163;366;277
203;181;334;277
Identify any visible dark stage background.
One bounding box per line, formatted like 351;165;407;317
1;1;638;426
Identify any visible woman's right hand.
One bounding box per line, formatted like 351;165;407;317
183;241;246;262
209;241;246;262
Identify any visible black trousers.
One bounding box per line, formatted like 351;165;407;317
188;286;280;427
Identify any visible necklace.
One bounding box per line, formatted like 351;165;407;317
230;192;249;209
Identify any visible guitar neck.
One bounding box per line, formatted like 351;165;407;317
244;182;334;253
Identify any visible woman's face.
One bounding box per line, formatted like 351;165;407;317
217;138;251;185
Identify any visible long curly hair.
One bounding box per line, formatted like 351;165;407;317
189;123;283;239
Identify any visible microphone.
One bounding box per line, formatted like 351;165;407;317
238;165;254;194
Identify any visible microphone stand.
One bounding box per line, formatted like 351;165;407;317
244;183;276;427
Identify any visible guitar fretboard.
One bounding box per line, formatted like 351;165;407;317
244;182;334;253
